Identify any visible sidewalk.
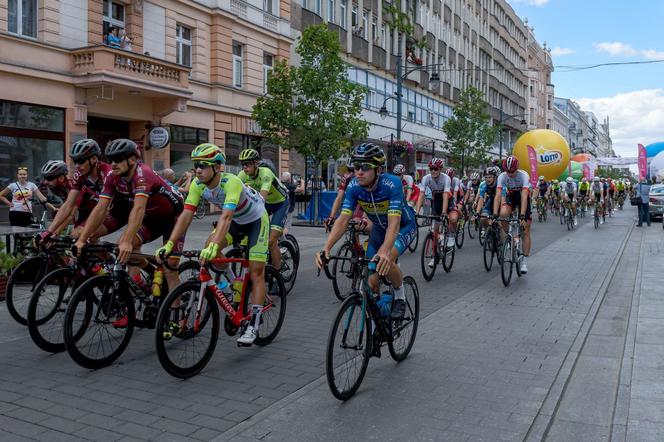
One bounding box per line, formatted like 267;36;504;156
217;210;645;442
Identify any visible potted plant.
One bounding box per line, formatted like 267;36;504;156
0;242;23;301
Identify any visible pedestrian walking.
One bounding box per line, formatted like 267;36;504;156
0;166;51;226
635;178;652;227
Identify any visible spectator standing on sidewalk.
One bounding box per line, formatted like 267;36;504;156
635;178;652;227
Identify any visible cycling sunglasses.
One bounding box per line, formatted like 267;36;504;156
193;161;215;170
354;162;377;172
241;161;255;168
17;166;28;171
107;154;129;164
72;157;89;165
429;167;441;172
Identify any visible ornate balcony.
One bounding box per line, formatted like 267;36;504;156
71;46;191;98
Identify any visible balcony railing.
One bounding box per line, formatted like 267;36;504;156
71;46;190;90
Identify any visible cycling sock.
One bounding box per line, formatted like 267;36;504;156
393;285;405;301
250;304;261;327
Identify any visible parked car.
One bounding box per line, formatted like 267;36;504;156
649;184;664;221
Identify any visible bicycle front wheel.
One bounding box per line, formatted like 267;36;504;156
501;238;513;287
326;293;371;400
455;223;465;249
388;276;419;362
467;218;476;240
408;225;419;252
420;232;437;281
441;236;455;273
6;256;49;325
483;230;495;272
155;280;219;379
27;267;77;353
63;275;134;369
332;242;357;300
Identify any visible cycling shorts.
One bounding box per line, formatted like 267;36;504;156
366;218;416;260
266;199;289;232
226;212;270;263
579;190;588;197
432;193;457;216
503;190;532;222
481;198;493;215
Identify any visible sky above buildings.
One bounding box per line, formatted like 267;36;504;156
507;0;664;157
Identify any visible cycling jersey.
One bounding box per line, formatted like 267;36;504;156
341;174;415;229
400;174;420;202
338;172;354;192
451;177;462;200
48;179;72;203
496;170;531;193
478;180;499;200
537;181;549;197
579;182;590;192
591;182;603;194
72;162;112;222
421;173;452;195
185;173;265;224
238;167;288;205
562;182;577;195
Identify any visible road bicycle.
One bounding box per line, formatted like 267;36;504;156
499;214;525;287
155;251;286;378
407;210;419;253
593;199;603;229
62;246;197;369
467;210;480;242
455;205;466;249
482;218;503;272
418;214;455;281
322;254;419;400
537;197;548;222
563;200;575;231
194;201;207;220
579;196;587;218
329;220;367;301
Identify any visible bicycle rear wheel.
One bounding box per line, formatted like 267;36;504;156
388;276;419;362
6;256;50;325
332;242;357;300
284;233;300;266
483;230;495;272
63;275;134;369
407;225;419;252
326;293;371;400
467;218;476;240
455;223;465;249
155;280;219;379
501;238;513;287
278;240;298;295
253;266;287;346
420;232;437;281
27;267;78;353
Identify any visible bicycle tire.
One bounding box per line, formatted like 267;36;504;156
155;280;220;379
325;293;371;400
63;274;134;369
332;242;357;301
501;238;513;287
252;266;287;346
388;276;419;362
594;214;599;229
483;229;495;272
278;240;298;295
6;256;49;326
441;235;455;273
194;202;207;219
478;223;486;246
408;225;419;253
420;232;437;281
455;223;465;249
27;267;78;353
178;260;200;282
284;233;300;266
467;218;475;240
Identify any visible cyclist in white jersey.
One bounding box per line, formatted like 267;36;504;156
493;156;532;274
561;177;578;226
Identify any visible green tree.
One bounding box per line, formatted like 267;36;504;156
251;24;368;166
442;86;499;174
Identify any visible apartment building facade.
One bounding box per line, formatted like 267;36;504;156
0;0;293;189
291;0;529;175
524;21;553;131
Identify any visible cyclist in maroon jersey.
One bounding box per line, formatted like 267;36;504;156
40;140;113;241
73;139;184;296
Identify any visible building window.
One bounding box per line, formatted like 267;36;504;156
225;133;277;174
351;5;357;27
176;24;192;67
232;41;243;88
170;126;209;175
264;0;275;14
102;0;125;37
340;0;346;28
315;0;321;15
362;11;368;39
263;53;274;94
328;0;335;21
8;0;37;38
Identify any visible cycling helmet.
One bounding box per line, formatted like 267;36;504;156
351;143;386;167
70;139;101;160
445;168;455;178
393;164;406;175
238;148;260;162
191;143;225;164
105;138;139;158
566;177;574;183
41;160;68;179
428;157;444;169
486;166;500;176
539;175;545;181
553;179;559;184
593;177;600;182
581;177;587;182
502;155;519;173
470;172;480;181
462;175;468;181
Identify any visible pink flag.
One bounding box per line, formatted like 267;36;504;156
526;145;538;187
638;144;647;181
582;163;590;179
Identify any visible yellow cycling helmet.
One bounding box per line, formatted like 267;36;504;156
239;148;260;162
191;143;225;163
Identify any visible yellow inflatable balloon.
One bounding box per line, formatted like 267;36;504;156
512;130;571;181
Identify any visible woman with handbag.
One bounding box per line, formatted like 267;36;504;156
0;167;52;226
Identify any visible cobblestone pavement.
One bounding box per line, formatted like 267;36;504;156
1;209;657;441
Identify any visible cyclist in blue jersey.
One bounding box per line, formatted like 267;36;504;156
314;143;416;319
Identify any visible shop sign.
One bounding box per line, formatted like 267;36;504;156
149;127;170;149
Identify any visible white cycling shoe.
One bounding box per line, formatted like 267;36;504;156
237;326;257;346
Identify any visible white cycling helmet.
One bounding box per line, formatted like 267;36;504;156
538;175;545;181
566;177;574;183
593;177;600;182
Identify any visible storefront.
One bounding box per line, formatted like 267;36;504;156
169;125;209;176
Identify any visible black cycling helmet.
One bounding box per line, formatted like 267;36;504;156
70;139;101;160
351;143;386;168
105;138;139;158
41;160;69;180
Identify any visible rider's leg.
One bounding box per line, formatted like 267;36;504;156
268;228;281;269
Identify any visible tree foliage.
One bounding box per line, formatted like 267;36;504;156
251;25;368;164
442;86;498;172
